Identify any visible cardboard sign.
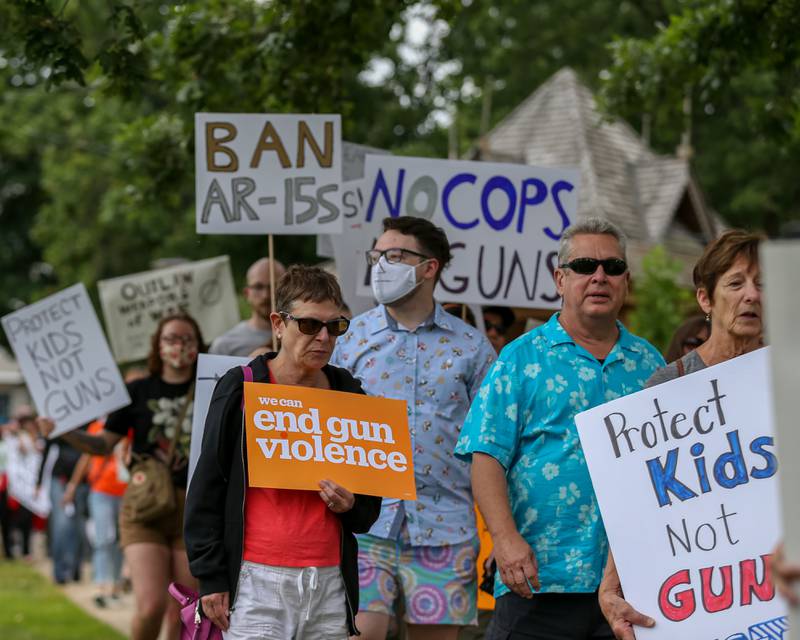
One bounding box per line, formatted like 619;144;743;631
195;113;342;235
243;382;415;499
98;256;239;363
1;284;130;437
5;435;52;517
576;349;786;640
318;142;390;315
353;155;580;309
187;353;249;486
763;240;800;635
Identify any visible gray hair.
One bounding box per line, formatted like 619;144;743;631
558;217;628;265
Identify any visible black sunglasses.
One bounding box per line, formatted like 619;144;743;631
365;247;431;266
484;321;507;335
682;336;705;349
279;312;350;337
559;257;628;276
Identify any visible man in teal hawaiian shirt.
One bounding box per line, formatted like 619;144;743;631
455;218;665;640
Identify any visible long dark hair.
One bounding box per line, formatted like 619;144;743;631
146;313;205;376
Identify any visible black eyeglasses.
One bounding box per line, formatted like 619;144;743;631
279;312;350;337
365;247;430;267
559;258;628;276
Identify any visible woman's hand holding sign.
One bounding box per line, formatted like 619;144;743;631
318;479;355;513
598;552;655;640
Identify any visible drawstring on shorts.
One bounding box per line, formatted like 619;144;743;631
295;566;319;621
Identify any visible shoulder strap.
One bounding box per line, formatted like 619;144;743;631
166;382;195;464
240;365;254;410
676;357;686;377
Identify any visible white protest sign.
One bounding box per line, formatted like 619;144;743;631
316;142;389;315
1;284;130;437
195;113;342;235
98;256;239;363
353;155;580;309
576;349;786;640
187;353;248;487
6;435;52;517
764;240;800;636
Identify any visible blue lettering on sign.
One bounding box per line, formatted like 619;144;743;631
646;430;778;508
545;180;574;240
518;178;547;233
365;168;405;222
721;614;788;640
365;167;576;237
442;173;479;229
481;176;517;231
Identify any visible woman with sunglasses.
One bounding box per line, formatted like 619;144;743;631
185;265;381;639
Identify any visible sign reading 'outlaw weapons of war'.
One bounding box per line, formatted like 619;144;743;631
195;113;342;235
576;349;786;640
98;256;238;363
1;284;130;437
354;155;580;309
244;382;415;500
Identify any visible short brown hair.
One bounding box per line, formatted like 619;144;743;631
693;230;763;301
147;313;205;376
276;265;346;314
382;216;452;281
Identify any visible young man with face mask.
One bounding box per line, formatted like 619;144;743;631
330;216;496;640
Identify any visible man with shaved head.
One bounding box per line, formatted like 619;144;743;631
209;257;286;356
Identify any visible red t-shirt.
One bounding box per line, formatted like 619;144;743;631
242;366;341;567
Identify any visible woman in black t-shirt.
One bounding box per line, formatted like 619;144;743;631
39;313;204;640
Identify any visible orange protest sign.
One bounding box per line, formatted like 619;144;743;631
243;382;416;500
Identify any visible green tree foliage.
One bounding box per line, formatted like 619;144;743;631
600;0;800;234
1;0;415;309
628;246;695;354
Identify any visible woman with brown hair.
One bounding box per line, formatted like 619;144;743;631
185;265;381;639
38;313;205;640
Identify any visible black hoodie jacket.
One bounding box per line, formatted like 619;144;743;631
184;354;382;636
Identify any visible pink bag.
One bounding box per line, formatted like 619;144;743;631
168;582;223;640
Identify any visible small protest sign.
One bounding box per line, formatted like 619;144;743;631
195;113;342;235
243;382;415;500
187;353;249;487
1;284;130;437
98;256;238;363
5;435;52;517
351;155;580;309
576;349;786;640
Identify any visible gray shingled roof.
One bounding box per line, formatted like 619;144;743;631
474;68;719;282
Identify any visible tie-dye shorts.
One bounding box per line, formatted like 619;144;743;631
356;530;479;626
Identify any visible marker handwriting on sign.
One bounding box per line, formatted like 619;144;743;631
602;379;778;509
2;284;129;432
199;118;340;228
365;168;572;238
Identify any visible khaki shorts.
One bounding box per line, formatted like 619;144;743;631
119;488;186;550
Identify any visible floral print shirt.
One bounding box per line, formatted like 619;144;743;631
331;304;496;546
455;313;665;595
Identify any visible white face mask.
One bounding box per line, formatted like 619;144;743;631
371;256;426;305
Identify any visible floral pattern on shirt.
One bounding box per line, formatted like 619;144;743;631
331;304;496;546
455;313;665;596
